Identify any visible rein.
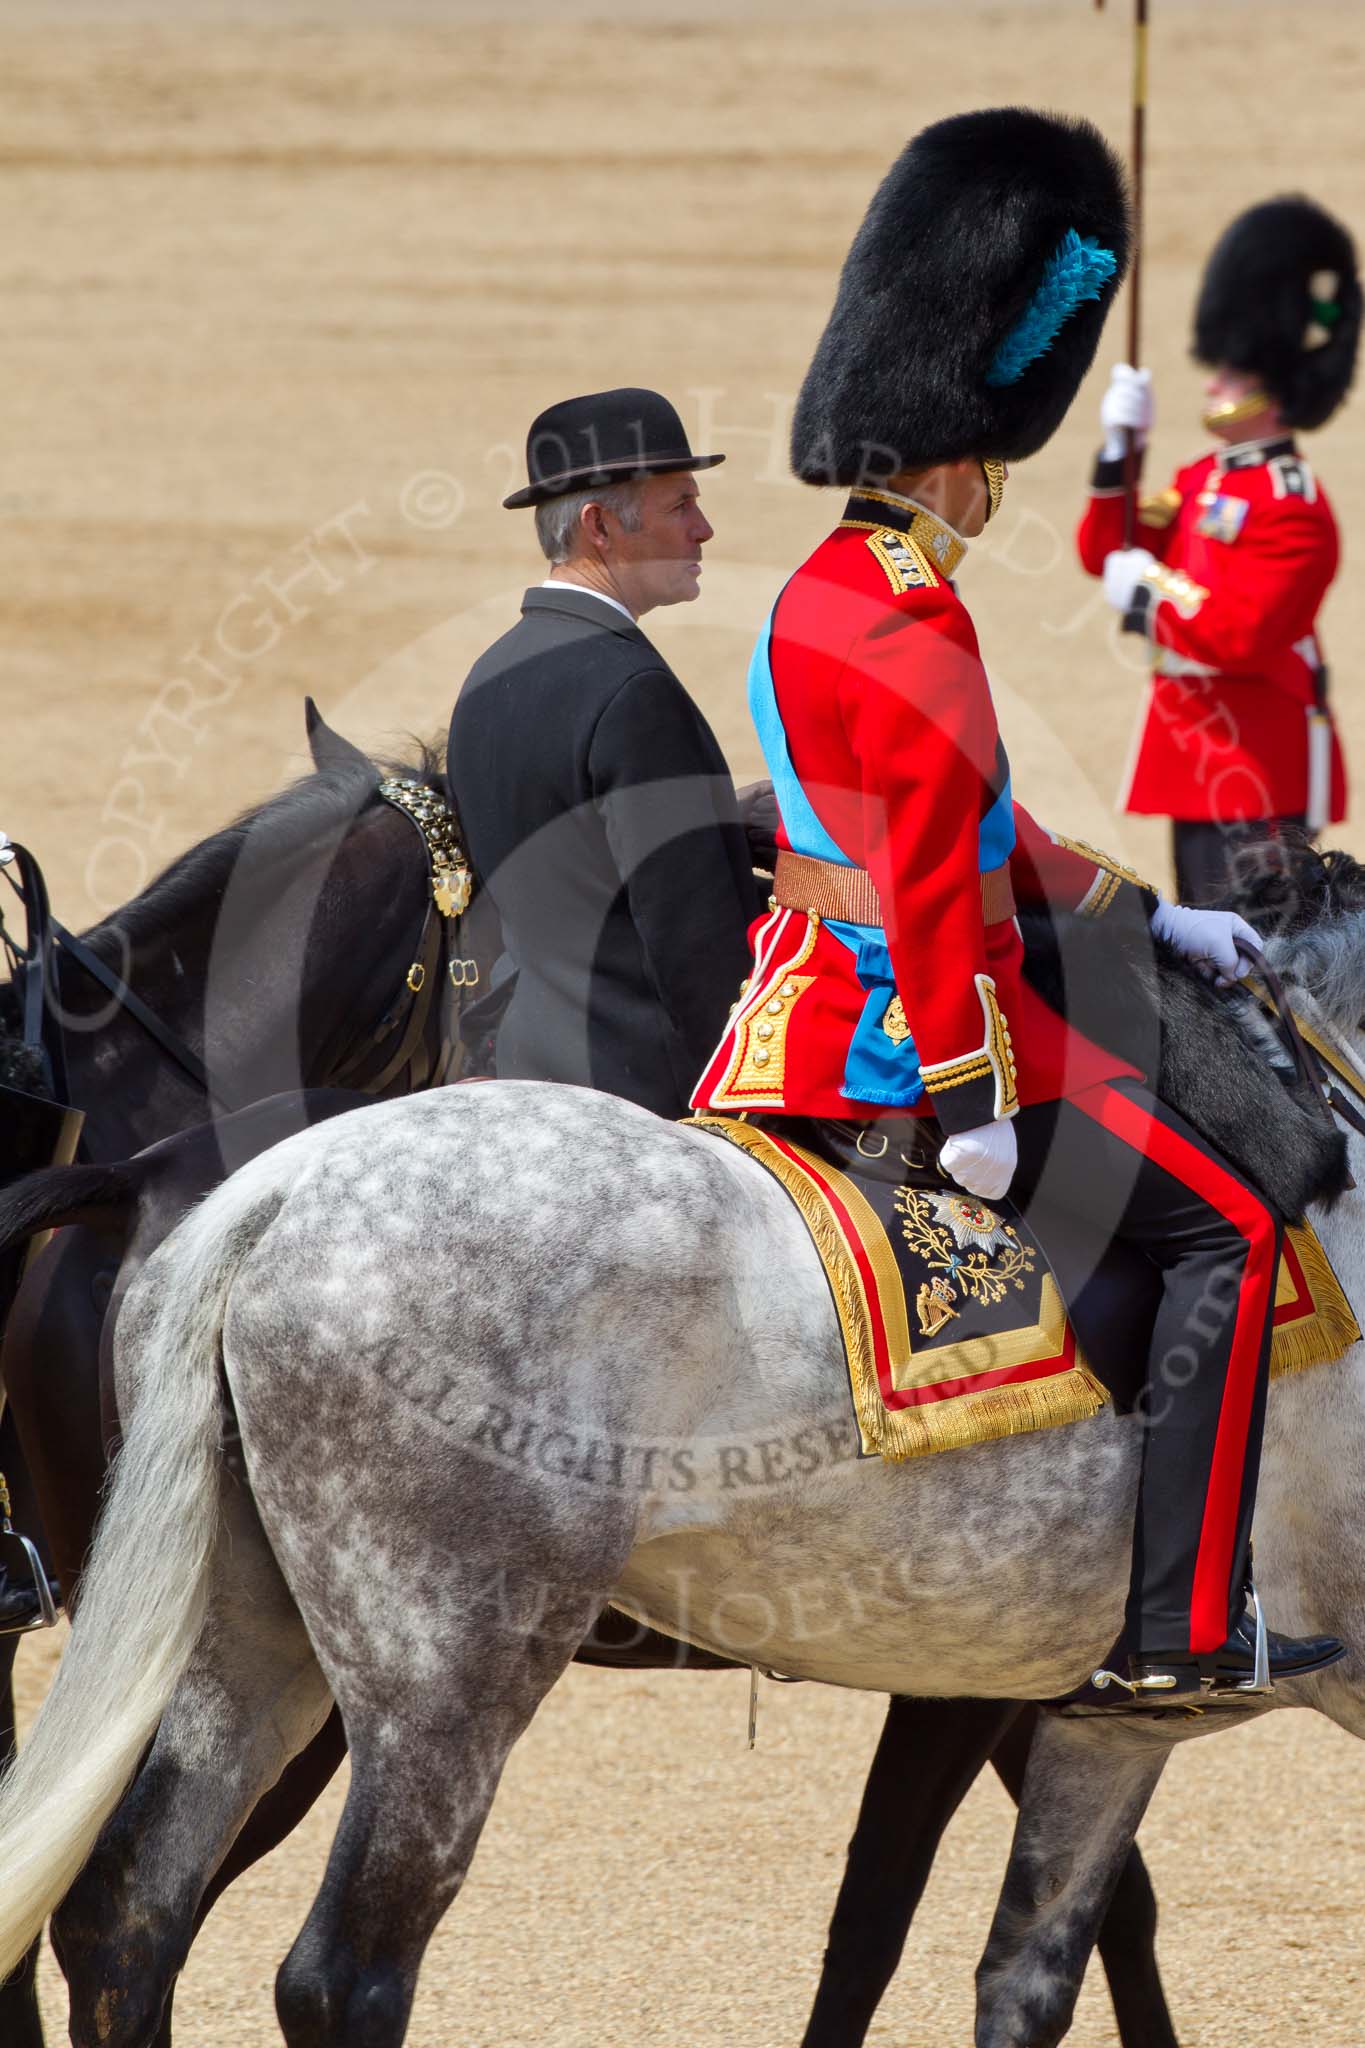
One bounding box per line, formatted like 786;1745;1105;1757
3;849;245;1114
55;919;227;1105
1;842;68;1103
1;775;479;1121
1243;945;1365;1151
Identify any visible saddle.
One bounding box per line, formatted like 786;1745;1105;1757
695;1110;1357;1462
692;920;1360;1463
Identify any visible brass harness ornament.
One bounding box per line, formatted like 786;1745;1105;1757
377;776;479;991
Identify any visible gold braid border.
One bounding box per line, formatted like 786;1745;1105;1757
690;1117;1109;1462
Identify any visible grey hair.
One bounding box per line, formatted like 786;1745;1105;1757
534;478;646;564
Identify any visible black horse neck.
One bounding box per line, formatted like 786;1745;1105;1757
16;761;449;1160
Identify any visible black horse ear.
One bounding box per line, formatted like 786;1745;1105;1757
304;698;373;779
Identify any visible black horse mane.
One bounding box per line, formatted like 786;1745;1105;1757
1221;830;1365;940
0;737;445;1079
79;737;445;966
1018;830;1365;1222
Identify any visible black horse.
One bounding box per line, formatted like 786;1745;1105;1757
0;713;1181;2048
0;704;499;2047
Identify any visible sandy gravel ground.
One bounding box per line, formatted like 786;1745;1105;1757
6;3;1365;2042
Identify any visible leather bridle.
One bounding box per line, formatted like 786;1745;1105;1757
1243;944;1365;1154
0;777;478;1127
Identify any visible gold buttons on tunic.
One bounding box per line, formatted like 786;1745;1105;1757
708;923;821;1109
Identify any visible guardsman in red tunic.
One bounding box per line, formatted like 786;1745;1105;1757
693;110;1343;1702
1078;198;1361;904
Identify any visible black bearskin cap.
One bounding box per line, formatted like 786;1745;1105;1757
791;108;1131;485
1194;197;1361;431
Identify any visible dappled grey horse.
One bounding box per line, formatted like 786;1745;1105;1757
3;914;1365;2044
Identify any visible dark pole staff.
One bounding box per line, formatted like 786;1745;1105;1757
1096;0;1148;545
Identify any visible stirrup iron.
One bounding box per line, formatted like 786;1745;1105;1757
1225;1579;1273;1696
0;1469;58;1635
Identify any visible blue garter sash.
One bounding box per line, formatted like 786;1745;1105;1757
747;598;1015;1108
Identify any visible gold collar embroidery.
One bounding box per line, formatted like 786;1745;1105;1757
840;487;968;580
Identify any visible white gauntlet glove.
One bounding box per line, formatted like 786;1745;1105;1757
1150;898;1262;988
1102;546;1157;614
0;832;13;867
939;1120;1018;1203
1100;363;1154;461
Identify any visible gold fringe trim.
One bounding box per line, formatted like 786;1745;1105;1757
866;1364;1111;1464
1270;1222;1361;1381
690;1115;1110;1462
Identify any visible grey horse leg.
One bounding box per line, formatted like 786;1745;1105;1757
987;1711;1178;2048
54;1468;333;2048
975;1710;1173;2048
272;1577;615;2048
802;1700;1178;2048
801;1696;1019;2048
259;1422;639;2048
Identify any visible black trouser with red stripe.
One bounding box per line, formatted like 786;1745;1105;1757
1008;1078;1281;1656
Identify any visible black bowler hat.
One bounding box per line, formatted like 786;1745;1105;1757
502;387;724;509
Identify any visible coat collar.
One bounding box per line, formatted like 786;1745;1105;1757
1213;434;1298;474
521;585;646;640
839;487;968;579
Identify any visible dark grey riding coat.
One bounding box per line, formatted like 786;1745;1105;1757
447;586;759;1118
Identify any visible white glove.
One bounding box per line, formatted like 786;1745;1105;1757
939;1120;1018;1202
1100;363;1154;460
1150;898;1262;988
0;832;12;867
1102;546;1157;614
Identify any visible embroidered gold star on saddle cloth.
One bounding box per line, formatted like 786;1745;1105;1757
691;1117;1106;1461
691;1117;1359;1463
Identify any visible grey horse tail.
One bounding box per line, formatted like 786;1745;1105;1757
0;1160;144;1249
0;1157;288;1979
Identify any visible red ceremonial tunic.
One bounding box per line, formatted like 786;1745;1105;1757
692;489;1145;1135
1076;435;1345;824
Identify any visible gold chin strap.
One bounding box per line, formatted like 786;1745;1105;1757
980;458;1007;522
1202;389;1273;432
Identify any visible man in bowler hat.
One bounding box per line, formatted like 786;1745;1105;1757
447;388;761;1117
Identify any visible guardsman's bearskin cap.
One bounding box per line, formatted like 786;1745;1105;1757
791;108;1131;486
1194;197;1361;431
